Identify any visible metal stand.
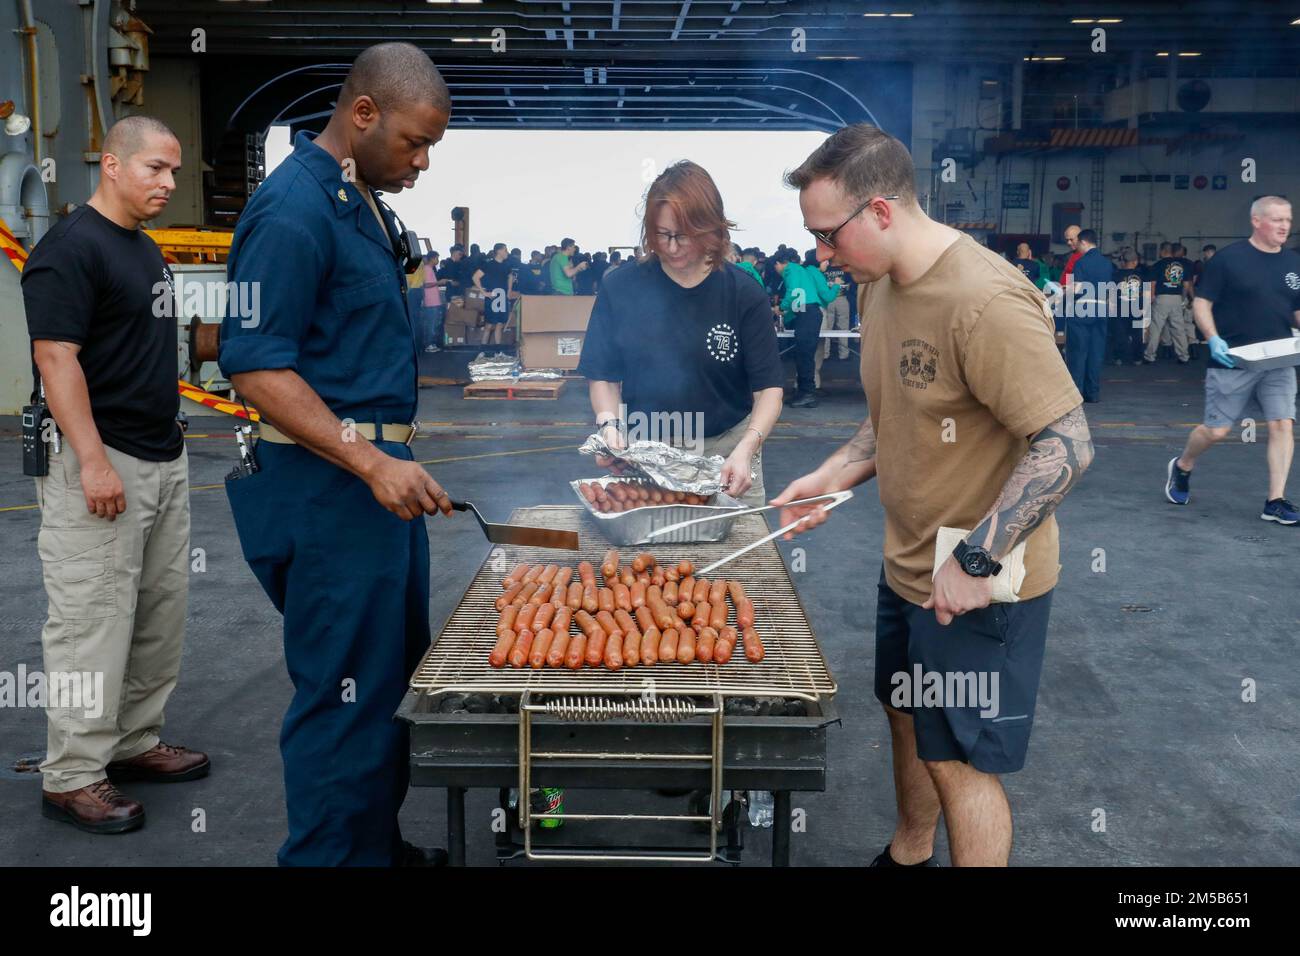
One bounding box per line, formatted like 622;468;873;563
518;691;725;863
446;787;466;866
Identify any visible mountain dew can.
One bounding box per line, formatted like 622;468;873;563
533;787;565;828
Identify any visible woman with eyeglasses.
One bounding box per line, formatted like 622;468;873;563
575;161;784;505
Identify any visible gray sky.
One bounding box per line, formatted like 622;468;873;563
266;126;828;256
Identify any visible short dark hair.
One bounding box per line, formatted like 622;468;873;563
450;243;464;253
784;123;917;205
1078;229;1098;246
560;237;576;249
492;242;507;254
1202;244;1216;253
103;115;178;161
339;42;450;115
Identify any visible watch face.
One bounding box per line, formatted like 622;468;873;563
962;551;990;576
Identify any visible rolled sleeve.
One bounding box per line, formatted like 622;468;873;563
218;215;324;377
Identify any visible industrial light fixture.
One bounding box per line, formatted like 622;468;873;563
863;11;913;16
816;56;862;60
427;1;483;5
1023;56;1066;62
1156;51;1202;56
451;37;495;43
1073;18;1123;23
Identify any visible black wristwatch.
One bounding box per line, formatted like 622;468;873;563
952;540;1002;578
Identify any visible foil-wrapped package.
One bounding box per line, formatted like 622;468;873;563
467;352;520;382
579;434;724;494
518;368;564;381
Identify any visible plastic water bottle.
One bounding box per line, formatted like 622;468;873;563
746;790;774;828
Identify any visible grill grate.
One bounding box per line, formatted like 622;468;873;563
410;507;837;701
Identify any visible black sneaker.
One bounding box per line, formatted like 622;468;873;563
869;843;939;867
1165;457;1190;505
789;393;819;409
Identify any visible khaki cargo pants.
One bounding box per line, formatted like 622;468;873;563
34;442;190;793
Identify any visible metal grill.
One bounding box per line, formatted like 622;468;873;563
410;506;837;702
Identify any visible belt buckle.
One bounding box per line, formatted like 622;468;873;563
405;420;419;447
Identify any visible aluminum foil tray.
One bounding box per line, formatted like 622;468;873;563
570;475;745;546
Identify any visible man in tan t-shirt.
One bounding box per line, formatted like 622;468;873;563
771;125;1094;867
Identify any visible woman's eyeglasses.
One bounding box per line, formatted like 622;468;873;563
808;195;898;249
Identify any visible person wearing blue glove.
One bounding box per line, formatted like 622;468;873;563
1207;335;1235;368
1165;196;1300;525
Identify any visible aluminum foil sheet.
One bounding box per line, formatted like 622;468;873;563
467;352;520;382
517;368;564;381
579;434;725;495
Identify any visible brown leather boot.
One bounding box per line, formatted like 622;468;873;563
42;779;145;834
107;741;210;783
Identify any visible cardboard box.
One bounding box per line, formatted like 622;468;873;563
446;302;482;329
518;294;596;333
520;331;585;370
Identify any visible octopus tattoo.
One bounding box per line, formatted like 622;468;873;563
970;404;1095;559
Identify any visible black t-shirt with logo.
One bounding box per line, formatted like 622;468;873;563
21;204;183;461
1152;256;1193;296
1114;267;1146;313
576;258;784;438
1195;239;1300;369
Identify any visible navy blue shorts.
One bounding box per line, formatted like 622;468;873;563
872;567;1053;774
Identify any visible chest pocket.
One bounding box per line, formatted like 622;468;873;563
330;273;408;372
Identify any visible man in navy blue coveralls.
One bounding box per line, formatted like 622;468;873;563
219;44;454;866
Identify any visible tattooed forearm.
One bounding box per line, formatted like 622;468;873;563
967;404;1095;560
843;417;878;464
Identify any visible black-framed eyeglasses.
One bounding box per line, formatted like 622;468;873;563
808;195;899;248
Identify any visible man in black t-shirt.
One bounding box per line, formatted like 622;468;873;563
438;243;468;299
1108;248;1147;365
1144;244;1196;363
1165;196;1300;524
472;242;515;344
21;116;208;836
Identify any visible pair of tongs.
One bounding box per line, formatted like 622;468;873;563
644;491;854;575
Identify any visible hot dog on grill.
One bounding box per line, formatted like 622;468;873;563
497;583;523;611
504;563;530;589
742;626;765;663
497;605;519;637
601;549;620;578
715;626;738;664
640;625;660;666
659;627;679;662
489;629;516;668
533;602;556;632
529;628;554;669
696;626;718;663
567;581;583;611
676;628;696;664
613;582;632;611
509;628;534;668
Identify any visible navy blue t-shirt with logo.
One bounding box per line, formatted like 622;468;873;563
1195;239;1300;369
1152;256;1194;296
576;258;783;438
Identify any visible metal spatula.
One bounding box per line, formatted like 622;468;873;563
450;500;580;551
